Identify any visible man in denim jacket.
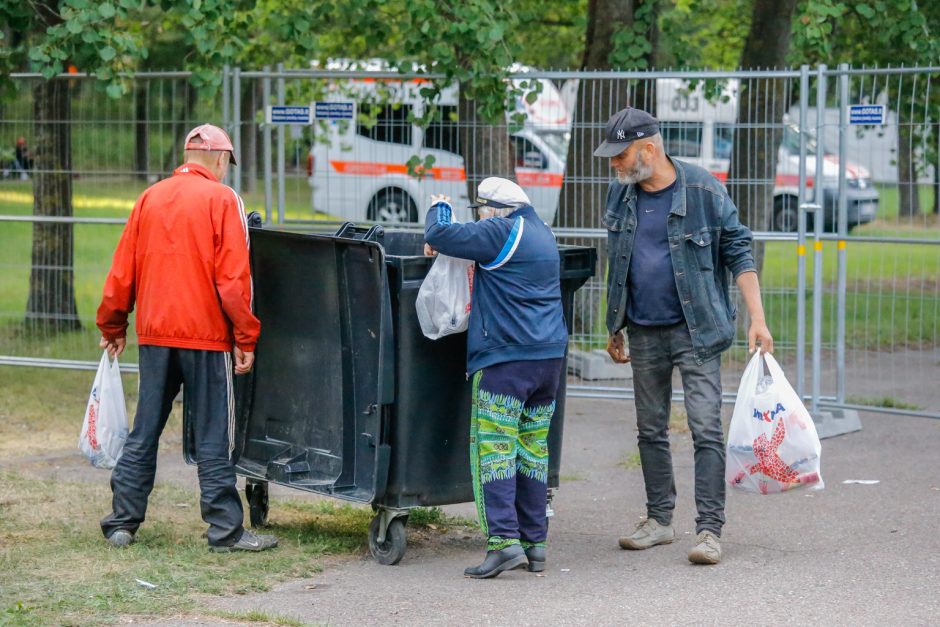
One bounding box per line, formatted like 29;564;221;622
595;107;774;565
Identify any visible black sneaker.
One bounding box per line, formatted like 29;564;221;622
463;545;527;579
524;545;546;572
106;529;135;548
210;529;279;553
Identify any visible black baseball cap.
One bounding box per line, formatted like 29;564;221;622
593;107;660;158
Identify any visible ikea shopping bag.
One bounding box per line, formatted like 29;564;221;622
415;254;474;340
726;351;823;494
78;351;129;469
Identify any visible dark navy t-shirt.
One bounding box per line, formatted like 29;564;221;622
626;180;685;326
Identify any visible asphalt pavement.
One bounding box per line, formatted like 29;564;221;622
195;395;940;626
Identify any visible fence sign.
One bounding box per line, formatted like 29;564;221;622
848;104;886;125
266;105;312;124
314;101;355;120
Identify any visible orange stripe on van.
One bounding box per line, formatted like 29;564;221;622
431;166;466;181
330;161;404;176
709;171;814;188
516;171;563;188
330;160;467;181
330;161;563;187
352;78;432;84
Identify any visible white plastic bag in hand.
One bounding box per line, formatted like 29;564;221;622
79;351;129;469
726;351;823;494
415;254;474;340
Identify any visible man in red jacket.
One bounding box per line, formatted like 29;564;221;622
97;124;276;552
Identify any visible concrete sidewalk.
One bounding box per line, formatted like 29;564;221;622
194;396;939;626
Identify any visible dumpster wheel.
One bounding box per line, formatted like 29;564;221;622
368;513;407;565
246;479;269;528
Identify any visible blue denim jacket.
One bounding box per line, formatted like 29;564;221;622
604;157;756;363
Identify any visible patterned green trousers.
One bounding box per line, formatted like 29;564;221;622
469;358;562;551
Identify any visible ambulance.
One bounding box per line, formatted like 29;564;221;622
651;78;879;231
307;64;570;225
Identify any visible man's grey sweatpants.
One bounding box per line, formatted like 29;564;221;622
100;345;244;547
626;321;726;535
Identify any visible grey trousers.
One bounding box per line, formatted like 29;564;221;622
100;345;244;547
627;321;726;535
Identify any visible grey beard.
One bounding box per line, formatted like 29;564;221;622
616;160;654;185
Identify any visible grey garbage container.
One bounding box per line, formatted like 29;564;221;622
203;224;595;565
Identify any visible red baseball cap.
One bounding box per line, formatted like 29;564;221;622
184;124;237;165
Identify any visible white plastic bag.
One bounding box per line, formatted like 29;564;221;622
79;351;129;469
726;351;823;494
415;254;474;340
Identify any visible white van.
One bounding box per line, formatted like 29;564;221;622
308;70;570;225
653;78;879;231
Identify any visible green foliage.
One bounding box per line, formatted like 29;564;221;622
512;1;587;69
609;0;656;69
0;1;322;99
659;0;752;69
790;0;846;60
792;0;940;65
401;1;524;124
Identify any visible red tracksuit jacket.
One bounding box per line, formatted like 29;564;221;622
97;162;260;352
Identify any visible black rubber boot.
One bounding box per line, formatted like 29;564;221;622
524;545;546;572
463;545;527;579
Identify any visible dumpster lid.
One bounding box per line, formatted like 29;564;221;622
232;228;393;503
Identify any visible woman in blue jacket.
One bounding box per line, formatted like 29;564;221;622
425;178;568;579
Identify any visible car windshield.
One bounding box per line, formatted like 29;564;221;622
782;123;818;155
714;122;818;158
536;130;570;160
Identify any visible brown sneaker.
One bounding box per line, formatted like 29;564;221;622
618;518;675;550
687;531;722;564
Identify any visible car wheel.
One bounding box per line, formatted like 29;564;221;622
773;196;799;232
368;189;417;224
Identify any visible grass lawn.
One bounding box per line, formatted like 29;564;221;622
1;177;938;362
0;177;336;364
0;366;472;626
0;472;375;626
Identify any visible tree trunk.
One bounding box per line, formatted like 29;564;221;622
558;0;660;345
727;0;799;272
558;0;660;230
896;116;920;218
458;83;515;203
134;81;149;181
26;77;81;331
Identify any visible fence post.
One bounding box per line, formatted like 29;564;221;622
276;63;286;225
836;63;849;403
811;64;827;413
797;64;810;402
263;66;273;225
232;67;242;195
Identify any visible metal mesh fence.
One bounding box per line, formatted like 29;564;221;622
1;66;937;418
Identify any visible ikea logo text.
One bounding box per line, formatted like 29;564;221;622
754;403;786;423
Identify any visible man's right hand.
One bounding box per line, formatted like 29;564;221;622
234;347;255;375
606;331;630;364
99;335;126;359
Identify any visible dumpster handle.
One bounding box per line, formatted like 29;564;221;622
334;222;386;243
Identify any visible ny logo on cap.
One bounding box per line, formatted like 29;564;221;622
616;129;626;140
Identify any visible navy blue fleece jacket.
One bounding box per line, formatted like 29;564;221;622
424;201;568;374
